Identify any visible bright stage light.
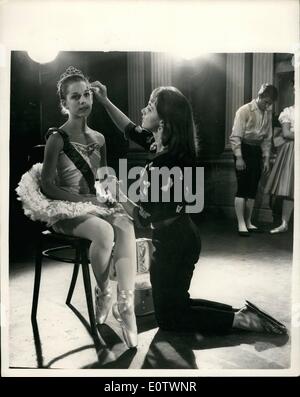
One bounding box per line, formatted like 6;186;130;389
169;47;211;61
27;48;59;64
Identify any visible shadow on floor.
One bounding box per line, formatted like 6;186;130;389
29;269;290;370
141;329;289;369
73;323;139;369
32;310;289;370
31;317;139;369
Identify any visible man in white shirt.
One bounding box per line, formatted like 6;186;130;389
230;83;278;236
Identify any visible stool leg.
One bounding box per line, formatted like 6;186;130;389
66;247;80;305
31;240;43;322
81;246;98;338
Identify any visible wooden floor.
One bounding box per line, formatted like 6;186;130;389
7;215;294;374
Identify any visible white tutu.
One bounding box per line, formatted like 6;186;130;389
16;163;123;227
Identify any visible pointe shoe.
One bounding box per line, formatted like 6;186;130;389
112;290;138;348
95;285;113;325
270;224;288;234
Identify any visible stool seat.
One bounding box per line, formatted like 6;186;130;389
41;230;89;242
40;230;90;263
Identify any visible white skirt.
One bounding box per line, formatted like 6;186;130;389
16;163;124;227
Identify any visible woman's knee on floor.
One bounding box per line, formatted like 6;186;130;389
150;262;194;298
154;305;185;331
152;287;189;315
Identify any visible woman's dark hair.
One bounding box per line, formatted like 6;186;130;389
57;66;89;114
258;83;278;101
152;86;198;162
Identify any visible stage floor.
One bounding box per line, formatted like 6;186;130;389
7;217;293;372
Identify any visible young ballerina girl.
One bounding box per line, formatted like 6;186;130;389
91;81;287;336
17;67;138;348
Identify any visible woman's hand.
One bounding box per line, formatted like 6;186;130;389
262;158;270;174
235;157;246;171
90;81;108;105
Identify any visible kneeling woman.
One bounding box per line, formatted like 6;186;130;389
91;81;287;335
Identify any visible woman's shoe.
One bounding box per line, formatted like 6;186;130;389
270;223;288;234
238;230;250;237
245;300;287;334
95;285;113;324
247;227;264;233
234;302;287;335
112;290;138;349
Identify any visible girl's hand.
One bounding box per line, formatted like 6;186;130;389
90;81;108;105
106;175;120;200
82;195;103;206
236;157;246;171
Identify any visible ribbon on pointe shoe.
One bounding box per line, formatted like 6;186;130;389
95;285;113;325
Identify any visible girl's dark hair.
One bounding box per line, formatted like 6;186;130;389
152;86;198;163
258;83;278;101
57;66;89;114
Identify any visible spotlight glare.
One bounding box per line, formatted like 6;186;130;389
170;48;210;61
27;48;59;64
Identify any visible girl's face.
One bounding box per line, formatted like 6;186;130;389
63;80;93;117
141;94;161;131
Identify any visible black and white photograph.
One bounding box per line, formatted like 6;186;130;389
1;0;299;377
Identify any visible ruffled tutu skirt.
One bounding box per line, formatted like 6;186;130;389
264;141;294;199
16;163;125;227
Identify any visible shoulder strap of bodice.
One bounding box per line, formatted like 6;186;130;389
46;127;96;194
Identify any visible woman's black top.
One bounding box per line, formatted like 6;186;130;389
124;122;197;227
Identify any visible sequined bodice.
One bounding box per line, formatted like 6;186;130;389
56;141;101;194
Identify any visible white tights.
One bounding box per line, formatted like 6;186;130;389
52;213;136;293
234;197;256;231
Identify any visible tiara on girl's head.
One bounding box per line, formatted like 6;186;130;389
59;66;84;81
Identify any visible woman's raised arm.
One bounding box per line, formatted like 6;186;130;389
91;81;132;133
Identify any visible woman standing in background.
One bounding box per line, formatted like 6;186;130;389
265;96;295;234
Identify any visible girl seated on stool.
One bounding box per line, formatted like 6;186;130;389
17;67;138;348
